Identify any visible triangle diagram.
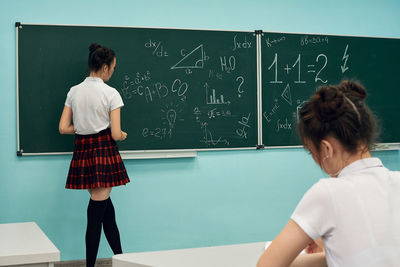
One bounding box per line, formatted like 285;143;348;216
171;45;204;69
281;84;292;106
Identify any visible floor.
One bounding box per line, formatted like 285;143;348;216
55;258;111;267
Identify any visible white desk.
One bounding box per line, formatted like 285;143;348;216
113;242;266;267
0;222;60;267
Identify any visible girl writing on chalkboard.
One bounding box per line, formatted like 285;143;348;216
59;43;130;267
257;81;400;267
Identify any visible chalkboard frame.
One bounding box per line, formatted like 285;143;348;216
16;24;400;156
16;23;263;156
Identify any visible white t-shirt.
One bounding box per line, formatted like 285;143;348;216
65;77;124;135
291;157;400;267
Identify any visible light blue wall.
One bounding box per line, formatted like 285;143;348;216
1;0;399;261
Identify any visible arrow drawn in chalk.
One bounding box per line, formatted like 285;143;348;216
341;44;349;73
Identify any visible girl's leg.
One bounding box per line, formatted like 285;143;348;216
85;188;111;267
103;198;123;254
89;187;112;201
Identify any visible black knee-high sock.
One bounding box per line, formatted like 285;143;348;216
86;198;107;267
103;198;122;254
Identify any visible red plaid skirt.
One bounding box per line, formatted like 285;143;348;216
66;128;130;189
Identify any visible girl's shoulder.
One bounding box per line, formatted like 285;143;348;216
67;80;86;95
98;82;119;95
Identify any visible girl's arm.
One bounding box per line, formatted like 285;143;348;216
257;219;327;267
110;108;127;141
59;106;75;134
289;253;326;267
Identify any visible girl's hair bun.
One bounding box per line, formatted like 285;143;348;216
338;80;367;100
87;43;115;72
89;43;101;54
313;85;345;122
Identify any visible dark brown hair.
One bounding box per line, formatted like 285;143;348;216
298;81;378;153
88;43;116;72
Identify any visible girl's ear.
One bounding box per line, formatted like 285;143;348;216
320;139;334;158
102;64;109;73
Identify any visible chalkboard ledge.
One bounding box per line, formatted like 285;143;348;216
120;150;197;159
373;143;400;151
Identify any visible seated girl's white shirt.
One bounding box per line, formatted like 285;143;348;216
291;157;400;267
65;77;124;135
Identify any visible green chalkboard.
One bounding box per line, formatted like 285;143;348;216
17;24;258;154
17;25;400;154
261;32;400;147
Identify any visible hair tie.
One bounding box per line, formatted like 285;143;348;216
343;95;361;123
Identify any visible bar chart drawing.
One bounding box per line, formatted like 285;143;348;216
204;83;230;105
